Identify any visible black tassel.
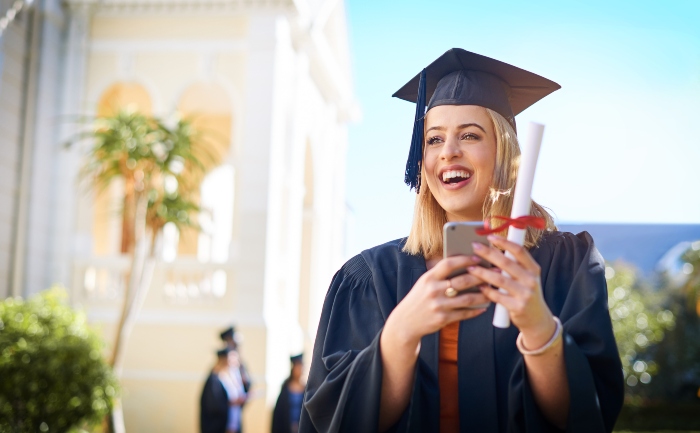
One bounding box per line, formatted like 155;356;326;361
405;69;427;192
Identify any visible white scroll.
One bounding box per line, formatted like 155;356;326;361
492;122;545;328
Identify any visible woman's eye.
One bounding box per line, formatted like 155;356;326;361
427;136;443;145
461;133;480;141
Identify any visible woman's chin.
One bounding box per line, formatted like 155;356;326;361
440;203;483;222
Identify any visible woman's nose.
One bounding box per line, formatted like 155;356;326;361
441;136;462;159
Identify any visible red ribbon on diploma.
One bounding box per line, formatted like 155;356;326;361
475;215;546;236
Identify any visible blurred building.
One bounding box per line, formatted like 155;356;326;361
0;0;357;431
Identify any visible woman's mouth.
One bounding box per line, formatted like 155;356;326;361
440;169;472;190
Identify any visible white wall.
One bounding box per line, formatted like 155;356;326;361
23;0;68;296
0;0;29;297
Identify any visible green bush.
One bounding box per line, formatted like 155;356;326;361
606;262;675;404
646;242;700;402
0;288;118;433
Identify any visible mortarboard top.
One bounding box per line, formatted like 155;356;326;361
219;326;235;341
290;354;303;364
392;48;561;191
216;347;231;357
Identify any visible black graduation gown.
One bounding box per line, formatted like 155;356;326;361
240;362;253;394
299;231;624;433
200;372;229;433
272;380;292;433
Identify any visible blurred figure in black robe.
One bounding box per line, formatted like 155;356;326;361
272;354;305;433
220;326;253;393
200;348;231;433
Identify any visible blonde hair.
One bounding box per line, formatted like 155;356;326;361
402;108;556;258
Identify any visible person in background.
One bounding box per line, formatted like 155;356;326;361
220;349;247;433
272;354;305;433
200;348;232;433
220;326;253;393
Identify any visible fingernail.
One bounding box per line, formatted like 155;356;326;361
467;266;477;271
471;255;480;262
487;235;498;242
472;242;483;250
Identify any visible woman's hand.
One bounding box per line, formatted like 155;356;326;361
469;235;570;428
385;255;490;350
468;235;556;349
379;254;490;431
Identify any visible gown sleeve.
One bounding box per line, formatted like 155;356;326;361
508;231;624;433
272;381;290;433
200;374;227;433
299;254;388;433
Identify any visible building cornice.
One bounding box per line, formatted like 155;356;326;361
64;0;295;14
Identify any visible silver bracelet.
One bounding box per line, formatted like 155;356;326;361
516;317;563;356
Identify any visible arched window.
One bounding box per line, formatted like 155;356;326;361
173;82;234;262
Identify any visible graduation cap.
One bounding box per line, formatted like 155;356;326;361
216;347;231;357
392;48;561;191
219;326;235;341
290;354;303;364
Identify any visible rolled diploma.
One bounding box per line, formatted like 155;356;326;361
492;122;545;328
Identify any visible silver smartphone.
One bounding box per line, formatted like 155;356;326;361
443;221;492;284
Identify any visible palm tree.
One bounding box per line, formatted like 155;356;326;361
68;110;217;432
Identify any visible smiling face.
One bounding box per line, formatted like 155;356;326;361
422;105;497;222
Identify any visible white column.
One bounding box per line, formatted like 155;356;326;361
260;14;297;404
228;11;302;432
231;12;277;328
24;0;68;295
308;101;339;333
284;52;310;344
47;2;92;290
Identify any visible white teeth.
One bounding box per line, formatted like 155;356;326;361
442;170;471;182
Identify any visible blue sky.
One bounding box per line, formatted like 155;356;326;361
344;0;700;256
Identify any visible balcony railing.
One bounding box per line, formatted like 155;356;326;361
72;256;234;310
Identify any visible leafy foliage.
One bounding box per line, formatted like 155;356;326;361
608;246;700;430
646;241;700;401
68;110;216;250
606;262;675;403
0;288;118;433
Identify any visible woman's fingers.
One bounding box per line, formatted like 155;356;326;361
467;266;529;298
446;307;488;323
431;255;481;280
487;235;541;276
412;246;543;334
471;242;531;282
479;286;522;312
443;292;490;310
448;272;483;292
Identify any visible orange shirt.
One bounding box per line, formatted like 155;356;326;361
439;321;460;433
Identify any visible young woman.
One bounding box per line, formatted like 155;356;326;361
200;348;234;433
299;49;624;433
272;355;306;433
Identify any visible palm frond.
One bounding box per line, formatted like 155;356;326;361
69;109;219;235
